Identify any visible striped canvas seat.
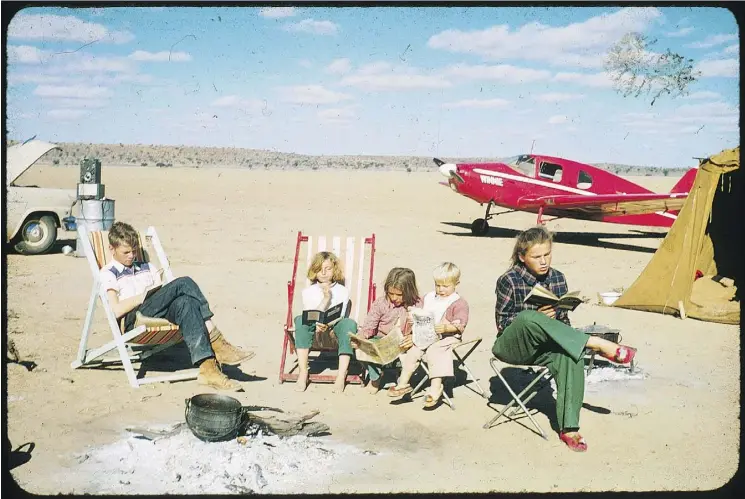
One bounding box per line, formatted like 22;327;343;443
72;225;198;388
280;231;377;385
89;230;182;345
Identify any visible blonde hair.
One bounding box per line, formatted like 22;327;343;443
510;225;553;268
108;221;139;250
307;251;345;284
433;262;460;285
384;267;419;307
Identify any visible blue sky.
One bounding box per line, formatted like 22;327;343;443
6;5;739;168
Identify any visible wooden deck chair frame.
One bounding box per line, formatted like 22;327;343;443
279;231;377;385
71;225;198;388
410;338;488;410
482;358;553;439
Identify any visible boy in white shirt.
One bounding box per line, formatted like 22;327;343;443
100;221;253;391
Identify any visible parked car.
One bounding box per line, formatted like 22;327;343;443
6;140;77;255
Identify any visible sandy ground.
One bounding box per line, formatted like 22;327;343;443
6;165;740;493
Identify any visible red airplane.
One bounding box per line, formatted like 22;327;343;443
434;154;698;235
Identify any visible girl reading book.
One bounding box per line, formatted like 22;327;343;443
388;262;469;409
294;251;358;393
356;267;421;394
493;225;637;452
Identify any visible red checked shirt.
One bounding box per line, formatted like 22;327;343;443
494;264;571;334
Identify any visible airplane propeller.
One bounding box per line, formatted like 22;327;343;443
433;157;464;183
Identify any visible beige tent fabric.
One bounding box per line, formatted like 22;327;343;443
614;146;740;325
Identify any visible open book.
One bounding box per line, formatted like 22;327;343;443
301;301;344;327
410;308;440;349
523;284;583;311
351;325;404;366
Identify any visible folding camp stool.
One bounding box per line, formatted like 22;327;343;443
410;337;488;410
482;358;554;440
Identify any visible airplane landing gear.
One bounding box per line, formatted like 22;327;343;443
471;218;489;236
471;200;494;236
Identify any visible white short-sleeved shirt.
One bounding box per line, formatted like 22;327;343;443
302;282;349;316
100;259;161;300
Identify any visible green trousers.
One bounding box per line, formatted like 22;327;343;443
293;316;357;356
492;310;588;431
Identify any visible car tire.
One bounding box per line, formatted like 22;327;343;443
14;215;58;255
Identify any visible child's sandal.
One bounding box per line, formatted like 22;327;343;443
387;384;412;398
601;345;637;365
559;432;588;452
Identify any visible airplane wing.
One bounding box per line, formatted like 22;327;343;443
517;192;688;217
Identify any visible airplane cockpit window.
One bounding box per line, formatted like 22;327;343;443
539;161;563;182
510;155;535;176
577;170;593;189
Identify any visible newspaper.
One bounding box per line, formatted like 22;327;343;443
410;308;440;349
351;325;404;365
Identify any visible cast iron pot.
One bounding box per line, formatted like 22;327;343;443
184;393;244;442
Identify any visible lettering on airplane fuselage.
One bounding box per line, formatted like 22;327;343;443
479;175;503;186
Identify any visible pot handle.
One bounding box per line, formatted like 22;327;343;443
184;398;191;420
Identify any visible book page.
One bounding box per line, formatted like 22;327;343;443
411;308;439;349
352;326;404;365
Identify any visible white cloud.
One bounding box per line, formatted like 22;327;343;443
620;101;739;130
259;7;297;18
278;85;352;104
723;44;739;55
695;58;739;78
70;55;134;73
283;18;339;35
318;106;357;123
326;58;352;74
427;7;662;68
48;98;109;109
340;62;451;91
665;27;694;37
33;84;112;99
298;59;313;68
683;91;721;100
445;63;550;83
552;71;614;88
8;14;134;44
211;95;265;112
548;115;569;124
443;98;511;109
685;34;738;49
47;109;91;120
7;45;49;64
532;92;584;103
129;50;192;62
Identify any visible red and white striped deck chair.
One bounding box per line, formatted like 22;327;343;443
280;231;377;385
71;225;198;388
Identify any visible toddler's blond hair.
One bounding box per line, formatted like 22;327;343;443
433;262;460;285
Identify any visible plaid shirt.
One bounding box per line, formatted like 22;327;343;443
494;265;571;334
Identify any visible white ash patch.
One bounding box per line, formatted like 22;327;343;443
64;428;367;494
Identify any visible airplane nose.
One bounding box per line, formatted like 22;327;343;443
438;162;457;178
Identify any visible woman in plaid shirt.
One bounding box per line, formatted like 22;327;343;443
493;226;637;452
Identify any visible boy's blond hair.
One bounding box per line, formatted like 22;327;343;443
108;221;139;250
433;262;460;285
307;251;345;284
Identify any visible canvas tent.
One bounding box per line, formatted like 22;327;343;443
614;146;741;325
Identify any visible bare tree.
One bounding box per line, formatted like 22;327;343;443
604;32;701;106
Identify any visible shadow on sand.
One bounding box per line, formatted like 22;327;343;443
439;222;664;254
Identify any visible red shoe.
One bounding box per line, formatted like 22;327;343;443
601;345;637;365
559;432;588;452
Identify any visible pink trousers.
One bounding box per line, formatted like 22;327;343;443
400;336;461;378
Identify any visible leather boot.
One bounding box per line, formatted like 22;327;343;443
209;327;255;366
197;358;241;391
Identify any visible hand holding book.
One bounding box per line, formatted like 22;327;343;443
524;284;584;311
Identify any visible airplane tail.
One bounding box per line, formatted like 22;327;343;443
670;167;698;194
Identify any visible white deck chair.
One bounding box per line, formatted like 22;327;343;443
280;231;377;385
70;225;198;388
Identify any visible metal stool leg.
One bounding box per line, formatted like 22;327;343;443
454;350;488;398
483;359;549;440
